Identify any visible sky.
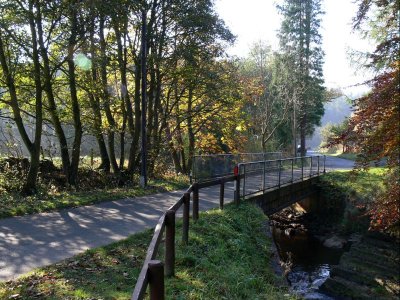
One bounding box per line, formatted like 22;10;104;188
214;0;375;97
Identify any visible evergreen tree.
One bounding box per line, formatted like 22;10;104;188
277;0;325;156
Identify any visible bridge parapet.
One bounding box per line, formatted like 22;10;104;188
236;155;326;200
191;152;282;183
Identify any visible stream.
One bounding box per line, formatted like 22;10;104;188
272;227;344;299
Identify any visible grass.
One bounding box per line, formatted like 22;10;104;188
331;152;358;161
0;230;152;300
322;150;359;161
165;203;291;299
0;203;293;299
319;167;387;201
318;167;388;233
0;173;189;220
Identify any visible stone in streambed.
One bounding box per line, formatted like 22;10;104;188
323;235;347;249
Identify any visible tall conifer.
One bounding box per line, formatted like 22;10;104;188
277;0;325;155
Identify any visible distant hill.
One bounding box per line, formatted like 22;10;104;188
307;96;353;150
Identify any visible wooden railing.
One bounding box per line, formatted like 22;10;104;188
131;175;238;300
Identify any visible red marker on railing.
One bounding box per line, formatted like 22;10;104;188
233;165;239;176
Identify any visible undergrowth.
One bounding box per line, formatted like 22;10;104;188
0;157;189;219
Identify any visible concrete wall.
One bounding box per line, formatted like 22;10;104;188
249;177;320;215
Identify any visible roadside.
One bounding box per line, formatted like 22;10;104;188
0;203;294;299
0;157;190;220
0;181;236;281
0;170;189;220
326;152;358;161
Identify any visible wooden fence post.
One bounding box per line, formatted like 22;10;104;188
219;178;224;210
148;260;165;300
192;183;199;221
182;192;190;244
165;210;175;277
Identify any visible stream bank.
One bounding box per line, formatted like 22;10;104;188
321;231;400;299
269;205;399;299
269;206;346;299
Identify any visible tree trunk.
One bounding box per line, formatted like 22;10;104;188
187;88;195;175
128;59;141;173
0;3;43;195
25;1;43;194
292;102;297;156
300;115;307;157
36;3;70;179
165;123;182;173
175;123;187;173
98;15;119;173
87;91;110;172
67;1;83;186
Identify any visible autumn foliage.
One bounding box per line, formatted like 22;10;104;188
336;65;399;234
333;0;400;234
348;66;399;167
351;65;399;232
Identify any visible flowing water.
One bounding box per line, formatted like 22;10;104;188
272;227;344;299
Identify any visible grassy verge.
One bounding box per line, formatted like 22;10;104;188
0;174;189;219
333;152;358;161
318;167;388;233
323;151;359;161
0;203;292;299
319;167;387;200
165;203;290;299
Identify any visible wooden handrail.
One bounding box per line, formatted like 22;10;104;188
132;174;237;300
131;213;166;300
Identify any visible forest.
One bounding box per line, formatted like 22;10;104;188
0;0;328;194
0;0;398;232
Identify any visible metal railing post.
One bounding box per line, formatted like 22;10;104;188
262;160;266;192
310;156;313;178
278;159;282;188
291;159;294;183
148;260;165;300
234;165;240;205
182;192;190;244
301;157;304;180
317;156;320;175
242;164;246;198
219;178;224;210
165;210;175;277
324;155;326;173
192;183;199;221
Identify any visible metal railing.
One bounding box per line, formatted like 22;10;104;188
238;155;326;198
191;152;282;183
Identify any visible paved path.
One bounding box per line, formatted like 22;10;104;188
0;183;236;281
0;155;354;282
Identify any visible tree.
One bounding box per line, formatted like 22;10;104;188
0;0;43;194
336;0;399;234
277;0;325;156
239;43;301;152
0;0;240;192
154;0;236;174
320;119;355;153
